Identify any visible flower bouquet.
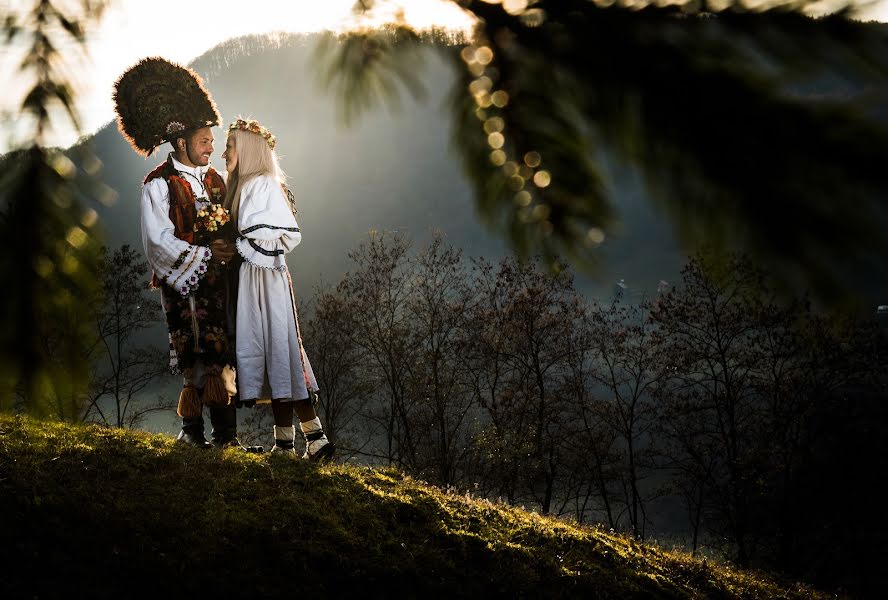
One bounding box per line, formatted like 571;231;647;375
193;202;231;245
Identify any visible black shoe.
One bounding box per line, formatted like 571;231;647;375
209;405;237;446
176;428;213;449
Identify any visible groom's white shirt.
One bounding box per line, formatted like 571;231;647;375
140;153;215;296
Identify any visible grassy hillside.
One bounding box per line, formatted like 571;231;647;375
0;414;832;599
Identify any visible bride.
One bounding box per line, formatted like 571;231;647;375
221;117;335;462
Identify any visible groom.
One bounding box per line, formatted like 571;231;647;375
113;57;253;450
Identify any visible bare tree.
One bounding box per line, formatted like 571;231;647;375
556;311;621;527
459;258;520;501
81;245;170;428
751;303;888;573
404;232;476;485
464;256;583;513
337;231;419;467
579;299;665;538
303;283;373;456
650;253;805;566
651;251;888;589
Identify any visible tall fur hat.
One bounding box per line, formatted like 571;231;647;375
112;57;221;157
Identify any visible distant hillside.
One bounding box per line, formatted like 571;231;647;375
75;32;687;303
0;414;834;599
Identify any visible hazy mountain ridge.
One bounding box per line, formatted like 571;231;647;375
78;32;687;303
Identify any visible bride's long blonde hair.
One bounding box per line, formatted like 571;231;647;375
223;126;284;231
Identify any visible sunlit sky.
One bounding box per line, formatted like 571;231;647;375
0;0;474;153
1;0;887;154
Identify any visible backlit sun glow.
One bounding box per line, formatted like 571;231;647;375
0;0;475;153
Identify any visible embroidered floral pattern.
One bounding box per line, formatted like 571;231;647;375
209;186;224;204
178;247;211;297
171;248;190;270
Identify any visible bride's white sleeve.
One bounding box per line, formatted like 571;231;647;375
235;175;302;270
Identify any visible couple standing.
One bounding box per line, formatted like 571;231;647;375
112;57;334;461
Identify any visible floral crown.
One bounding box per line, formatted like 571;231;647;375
228;118;276;150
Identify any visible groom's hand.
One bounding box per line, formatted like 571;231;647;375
209;239;235;265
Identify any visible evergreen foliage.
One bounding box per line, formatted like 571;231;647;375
325;0;888;302
0;0;107;418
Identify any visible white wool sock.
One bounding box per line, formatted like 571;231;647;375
271;425;296;455
274;425;296;441
299;417;322;435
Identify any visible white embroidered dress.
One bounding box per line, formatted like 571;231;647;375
235;174;318;402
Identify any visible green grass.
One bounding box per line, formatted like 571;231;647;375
0;414;833;598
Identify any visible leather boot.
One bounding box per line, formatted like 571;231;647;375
209;404;237;447
209;404;264;452
176;416;212;449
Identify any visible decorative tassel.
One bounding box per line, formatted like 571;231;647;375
177;385;202;418
201;373;230;407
